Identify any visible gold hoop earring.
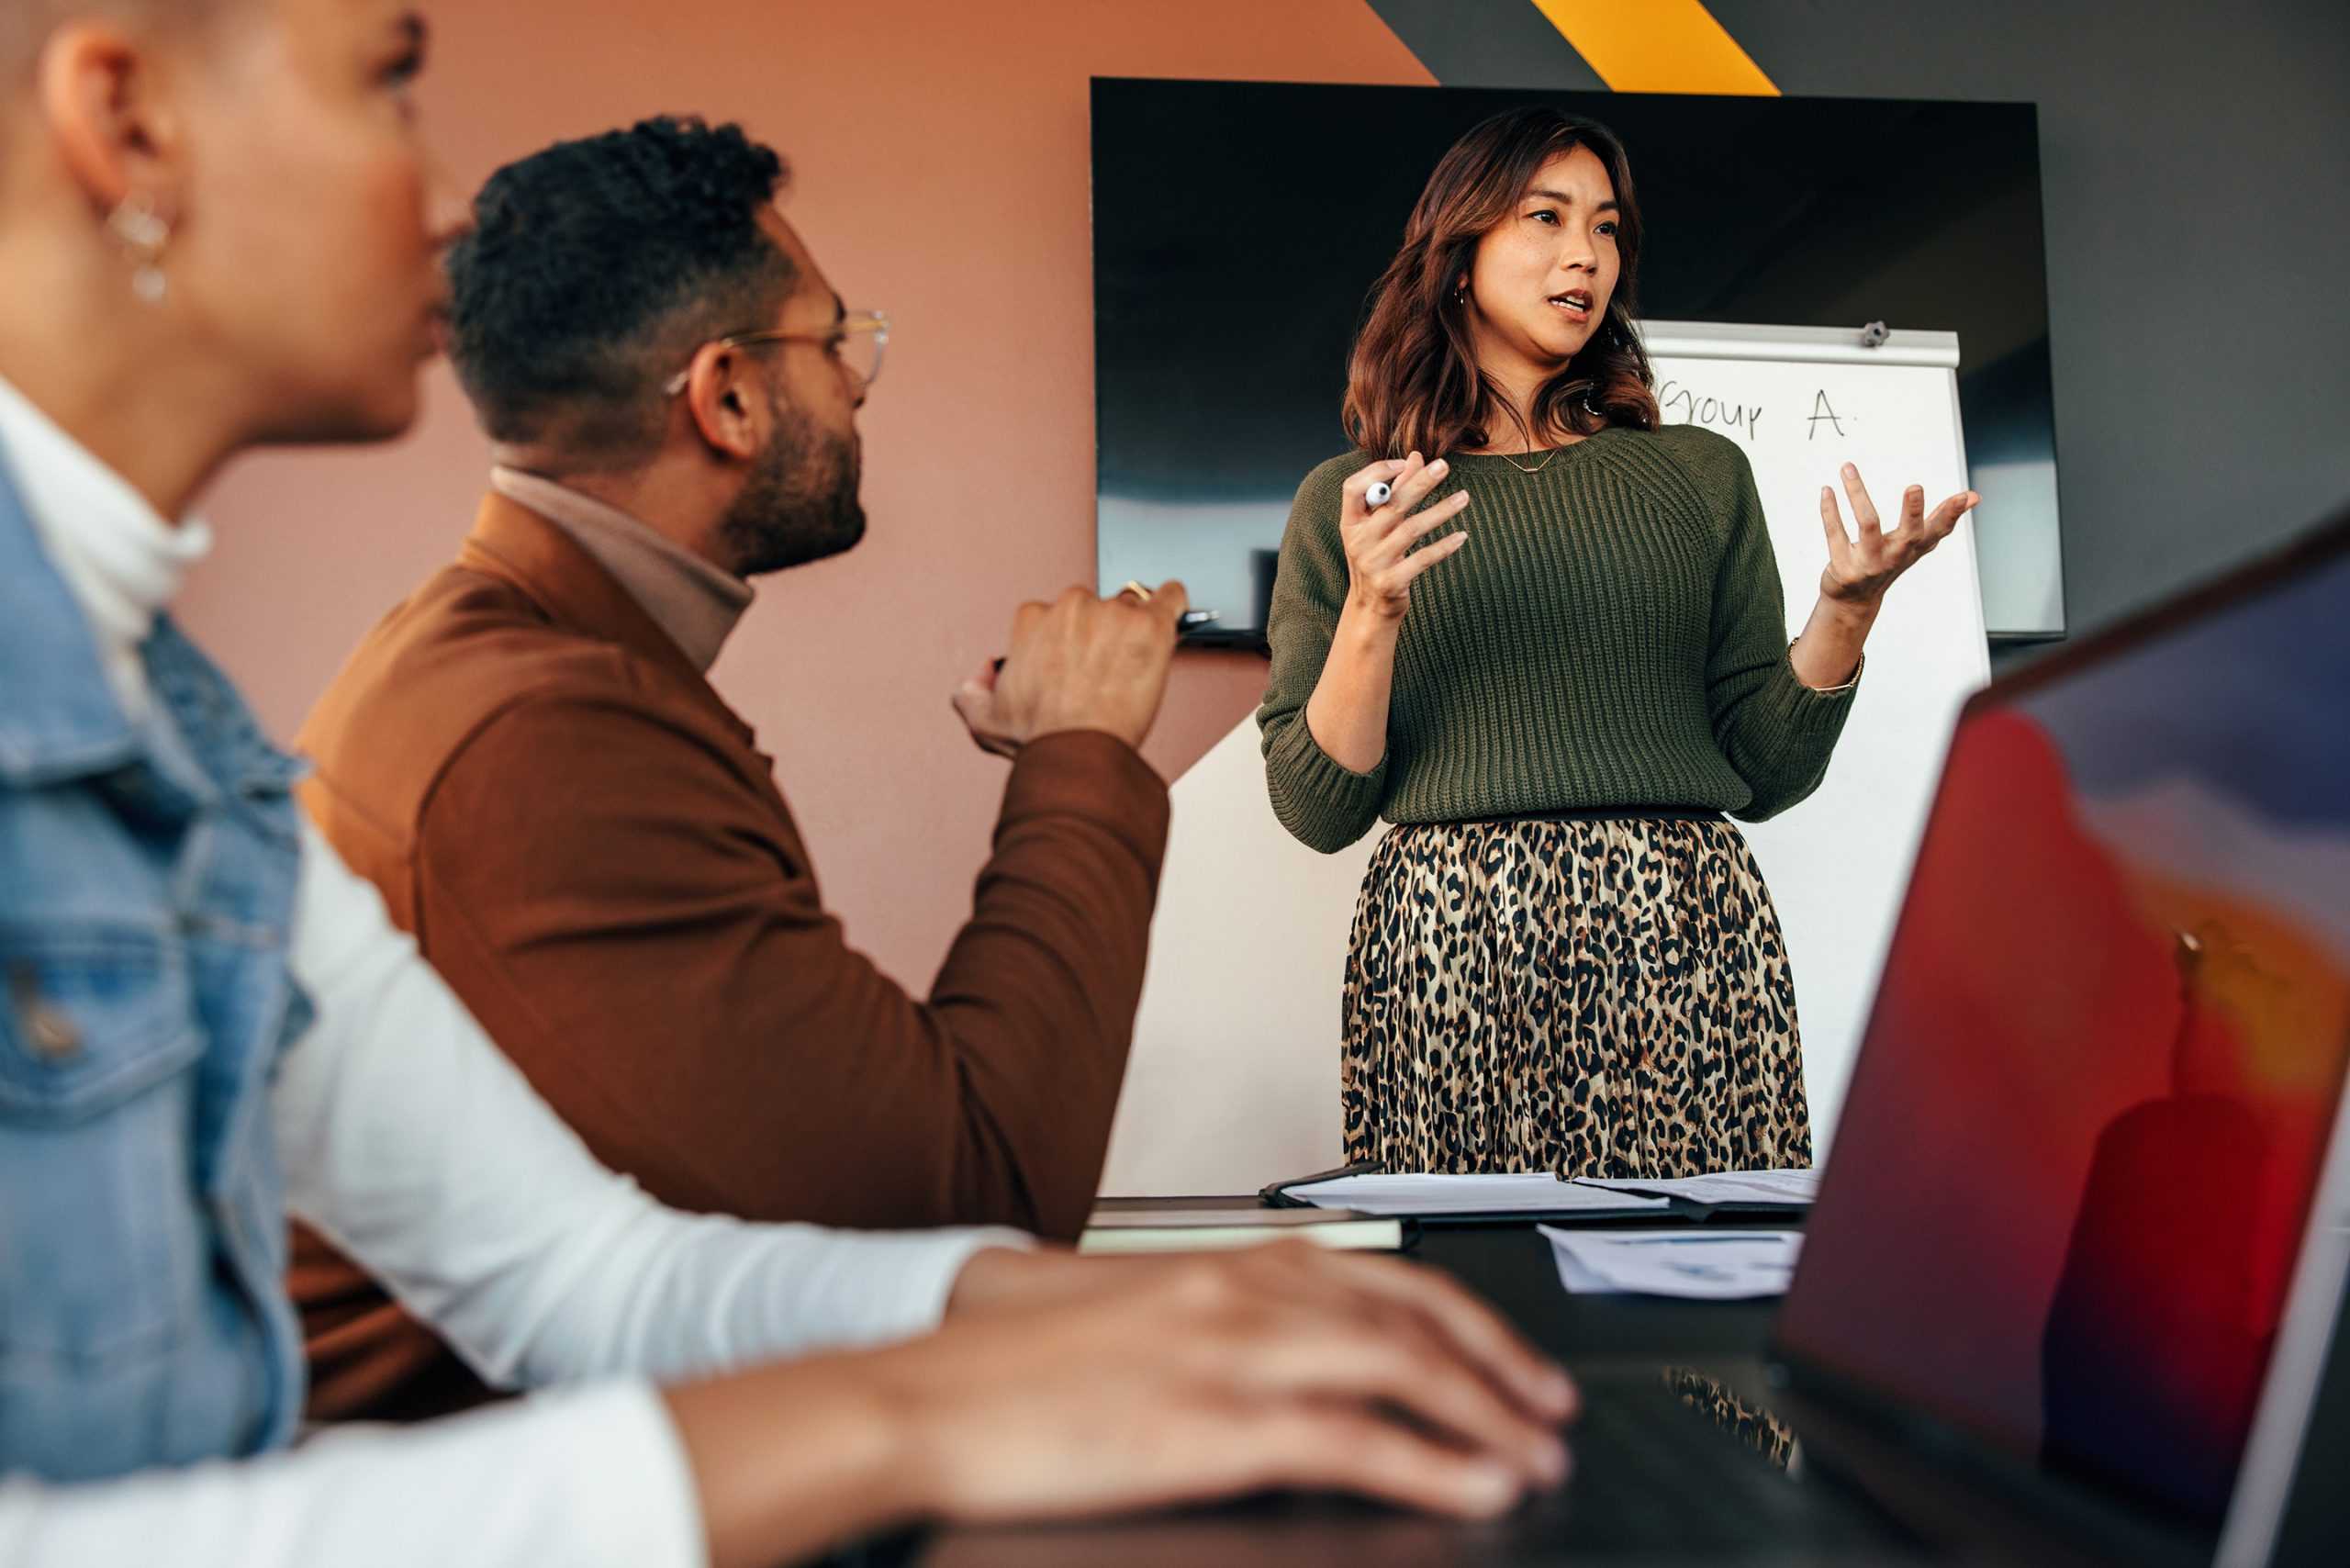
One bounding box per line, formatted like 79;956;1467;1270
108;192;172;304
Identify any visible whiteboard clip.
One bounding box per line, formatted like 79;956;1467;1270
1858;320;1891;349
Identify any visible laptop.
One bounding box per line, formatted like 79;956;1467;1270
1493;507;2349;1568
1691;504;2350;1565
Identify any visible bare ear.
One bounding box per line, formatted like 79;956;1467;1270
678;344;764;462
37;22;185;220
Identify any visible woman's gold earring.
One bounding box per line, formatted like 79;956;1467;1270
108;193;172;304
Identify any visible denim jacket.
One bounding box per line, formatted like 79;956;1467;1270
0;459;314;1481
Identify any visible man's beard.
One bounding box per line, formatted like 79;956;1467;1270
718;387;866;577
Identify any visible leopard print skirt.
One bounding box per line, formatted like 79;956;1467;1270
1341;815;1813;1178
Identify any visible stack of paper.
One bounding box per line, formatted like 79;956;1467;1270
1575;1169;1820;1207
1278;1168;1818;1219
1540;1226;1804;1300
1284;1173;1673;1218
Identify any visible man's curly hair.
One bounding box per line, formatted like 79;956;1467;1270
446;116;794;464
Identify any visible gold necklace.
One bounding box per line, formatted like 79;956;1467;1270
1488;404;1603;473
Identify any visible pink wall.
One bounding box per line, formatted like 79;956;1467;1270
179;0;1427;986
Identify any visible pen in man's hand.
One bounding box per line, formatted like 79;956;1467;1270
991;610;1220;675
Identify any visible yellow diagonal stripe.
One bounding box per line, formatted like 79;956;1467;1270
1530;0;1780;95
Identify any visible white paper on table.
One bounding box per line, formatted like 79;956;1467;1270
1572;1168;1821;1207
1540;1227;1805;1300
1286;1173;1673;1217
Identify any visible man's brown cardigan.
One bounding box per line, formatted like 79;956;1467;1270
290;493;1169;1420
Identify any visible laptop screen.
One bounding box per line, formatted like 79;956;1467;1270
1776;523;2350;1536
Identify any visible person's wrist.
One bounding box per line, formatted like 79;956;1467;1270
661;1356;931;1565
857;1344;984;1524
945;1245;1038;1316
811;1350;951;1528
833;1369;932;1527
946;1243;1088;1318
1024;716;1147;752
1814;584;1884;628
1338;591;1406;634
859;1353;949;1523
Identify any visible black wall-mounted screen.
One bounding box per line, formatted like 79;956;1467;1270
1091;77;2061;644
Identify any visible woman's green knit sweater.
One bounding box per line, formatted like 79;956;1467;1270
1256;423;1858;854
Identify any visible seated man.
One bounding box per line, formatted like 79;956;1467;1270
292;118;1180;1418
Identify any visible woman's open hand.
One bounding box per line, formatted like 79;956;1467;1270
1818;462;1976;607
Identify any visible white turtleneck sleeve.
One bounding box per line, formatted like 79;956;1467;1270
277;816;1025;1387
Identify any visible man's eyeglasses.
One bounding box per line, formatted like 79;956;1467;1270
662;308;889;398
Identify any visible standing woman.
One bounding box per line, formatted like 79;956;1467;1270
1259;106;1974;1179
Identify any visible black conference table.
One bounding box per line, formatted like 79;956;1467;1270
890;1207;2201;1568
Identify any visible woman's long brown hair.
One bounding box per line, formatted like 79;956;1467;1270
1344;106;1660;458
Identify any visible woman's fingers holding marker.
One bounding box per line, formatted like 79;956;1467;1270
1362;490;1467;575
1397;490;1471;548
1341;451;1468;620
1393;527;1469;588
1382;454;1450;524
1343;458;1411;520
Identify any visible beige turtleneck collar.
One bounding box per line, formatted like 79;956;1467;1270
488;465;752;673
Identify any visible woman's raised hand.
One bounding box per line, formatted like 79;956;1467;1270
1818;462;1977;608
1341;452;1470;622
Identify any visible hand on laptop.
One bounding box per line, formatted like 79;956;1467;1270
664;1238;1573;1566
887;1238;1575;1521
954;581;1189;756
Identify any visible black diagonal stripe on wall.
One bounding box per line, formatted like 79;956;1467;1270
1366;0;1606;89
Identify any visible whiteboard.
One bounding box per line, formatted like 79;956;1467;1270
1099;321;1989;1195
1643;320;1990;1157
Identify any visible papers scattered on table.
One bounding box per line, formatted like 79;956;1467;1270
1277;1168;1817;1219
1541;1226;1804;1300
1575;1168;1821;1208
1284;1172;1673;1218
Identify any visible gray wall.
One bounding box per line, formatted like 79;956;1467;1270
1370;0;2350;654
